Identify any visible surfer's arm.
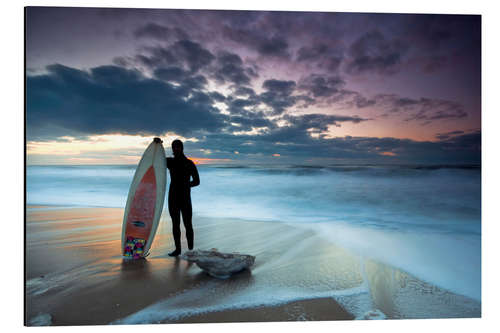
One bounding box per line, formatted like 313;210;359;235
190;162;200;187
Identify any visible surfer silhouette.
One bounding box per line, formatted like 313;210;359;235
166;139;200;257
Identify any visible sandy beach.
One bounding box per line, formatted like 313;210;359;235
25;205;480;326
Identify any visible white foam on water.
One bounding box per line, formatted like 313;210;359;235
295;221;481;301
252;234;319;274
111;282;369;324
26;262;117;297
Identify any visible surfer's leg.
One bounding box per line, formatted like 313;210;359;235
181;198;194;250
168;201;182;256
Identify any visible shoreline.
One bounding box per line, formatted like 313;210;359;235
26;206;481;326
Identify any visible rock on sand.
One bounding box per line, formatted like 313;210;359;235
180;249;255;279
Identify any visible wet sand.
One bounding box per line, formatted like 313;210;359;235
26;206;355;325
25;206;480;326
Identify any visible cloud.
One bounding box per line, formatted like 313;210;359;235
298;74;345;98
373;94;467;124
257;36;289;57
134;23;170;40
26;64;227;140
136;39;215;73
228;112;276;132
282;113;366;136
233;86;257;98
222;26;290;58
345;30;409;75
185;127;480;164
226;96;260;115
180;112;372;159
297;43;329;62
153;66;208;90
153;66;188;82
296;43;343;71
26;62;479;164
259;79;299;115
171;40;216;73
435;130;465;140
133;22;189;41
438;130;481;152
323;90;467;125
211;51;254;85
262;79;296;95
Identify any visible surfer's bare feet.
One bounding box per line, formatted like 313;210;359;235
168;249;181;257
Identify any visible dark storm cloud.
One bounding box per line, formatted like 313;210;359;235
233;86;257;98
296;43;343;72
226;96;260;115
345;30;409;75
297;44;329;62
325;89;374;108
112;56;131;68
189;123;479;164
25;9;480;164
323;90;467;125
228;112;276;132
374;95;467;124
134;23;170;40
435;130;465;141
171;40;216;73
259;79;299;115
133;22;190;41
439;130;481;151
212;51;253;85
153;66;208;90
184;112;372;159
153;66;188;82
374;14;481;74
262;79;296;95
298;74;345;98
135;47;178;68
242;113;369;145
353;94;377;108
257;36;289;57
136;39;215;73
209;91;226;102
26;64;227;140
222;26;290;58
128;38;260;87
283;113;366;134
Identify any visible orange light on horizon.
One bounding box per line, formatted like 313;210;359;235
188;157;232;165
379;151;397;156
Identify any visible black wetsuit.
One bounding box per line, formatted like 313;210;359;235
166;155;200;251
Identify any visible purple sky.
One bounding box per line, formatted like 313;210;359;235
26;7;481;164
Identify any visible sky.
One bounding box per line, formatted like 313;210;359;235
25;7;481;165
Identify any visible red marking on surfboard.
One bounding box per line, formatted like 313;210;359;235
124;166;157;255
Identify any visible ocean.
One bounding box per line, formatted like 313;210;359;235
26;163;481;315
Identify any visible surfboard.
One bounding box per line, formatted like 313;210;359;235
122;138;166;259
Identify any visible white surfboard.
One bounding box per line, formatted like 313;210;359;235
121;138;166;259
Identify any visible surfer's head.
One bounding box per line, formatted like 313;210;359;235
172;139;184;157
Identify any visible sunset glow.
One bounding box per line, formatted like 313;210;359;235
26;8;480;165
